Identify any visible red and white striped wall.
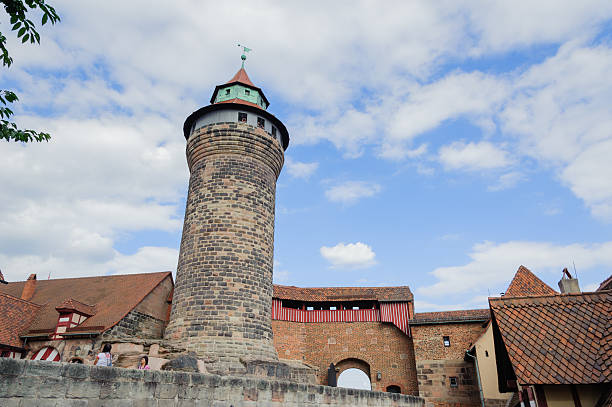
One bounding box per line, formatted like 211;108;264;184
30;346;61;362
272;299;411;336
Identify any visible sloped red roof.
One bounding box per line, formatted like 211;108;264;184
410;309;490;324
598;274;612;292
0;293;41;349
490;290;612;385
216;98;262;109
226;67;255;87
505;266;558;297
55;298;96;316
0;272;171;336
273;285;412;302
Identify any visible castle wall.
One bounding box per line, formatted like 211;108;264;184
0;358;424;407
411;322;487;407
272;320;419;395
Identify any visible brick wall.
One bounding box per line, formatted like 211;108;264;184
0;358;425;407
272;320;419;395
411;322;487;407
165;122;285;371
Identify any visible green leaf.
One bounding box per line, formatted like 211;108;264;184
42;13;48;25
10;16;17;24
22;34;29;43
12;22;22;31
18;27;26;37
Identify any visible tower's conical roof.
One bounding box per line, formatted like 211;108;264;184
210;66;269;109
226;67;255;87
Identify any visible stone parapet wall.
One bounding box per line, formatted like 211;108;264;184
0;358;425;407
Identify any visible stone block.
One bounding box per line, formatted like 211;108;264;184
61;362;89;379
0;358;25;376
66;378;100;398
112;343;144;355
25;360;62;378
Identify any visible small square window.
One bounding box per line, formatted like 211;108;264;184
271;127;277;136
225;89;231;95
449;377;458;388
238;112;247;122
352;306;359;310
330;306;337;310
307;306;314;311
257;117;265;128
245;89;250;95
443;336;450;347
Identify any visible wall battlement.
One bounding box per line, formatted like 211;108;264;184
0;358;424;406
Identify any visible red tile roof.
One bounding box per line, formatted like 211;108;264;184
490;291;612;385
598;274;612;292
273;285;413;302
226;67;255;87
505;266;558;297
410;309;490;325
55;298;96;317
0;272;172;337
0;293;41;349
216;98;263;109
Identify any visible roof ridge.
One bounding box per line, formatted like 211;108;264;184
8;271;171;284
274;284;411;290
0;292;42;308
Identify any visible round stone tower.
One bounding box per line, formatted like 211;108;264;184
164;65;289;372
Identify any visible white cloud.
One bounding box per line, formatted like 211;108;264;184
325;181;382;205
0;246;178;282
320;242;376;269
439;141;513;171
285;157;319;179
418;240;612;298
488;171;526;191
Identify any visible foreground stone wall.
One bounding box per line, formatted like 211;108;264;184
0;358;424;407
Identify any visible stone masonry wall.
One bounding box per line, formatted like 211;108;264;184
165;122;284;371
272;320;419;395
411;322;487;407
0;358;425;407
103;309;166;340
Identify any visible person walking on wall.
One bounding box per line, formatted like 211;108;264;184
94;344;112;366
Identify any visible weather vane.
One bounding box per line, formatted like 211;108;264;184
237;43;252;67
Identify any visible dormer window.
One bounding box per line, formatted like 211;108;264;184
53;298;95;340
257;117;265;128
238;112;247;122
244;89;250;96
225;89;230;95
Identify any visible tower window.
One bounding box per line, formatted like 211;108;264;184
238;112;247;122
225;89;230;95
257;117;265;128
245;89;250;95
485;350;489;357
449;377;458;388
443;336;450;347
271;127;277;137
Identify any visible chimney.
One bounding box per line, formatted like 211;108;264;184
558;268;580;294
21;273;37;301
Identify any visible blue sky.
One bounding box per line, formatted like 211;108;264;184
1;1;611;311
